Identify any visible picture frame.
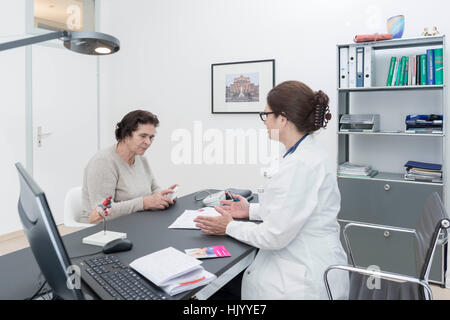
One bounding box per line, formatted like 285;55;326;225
211;59;275;114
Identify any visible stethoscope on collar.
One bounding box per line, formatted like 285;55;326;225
283;134;309;158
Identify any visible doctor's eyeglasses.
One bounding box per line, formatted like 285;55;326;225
259;111;288;121
259;112;276;121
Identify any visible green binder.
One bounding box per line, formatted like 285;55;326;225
420;54;427;85
398;56;406;86
403;56;409;85
434;48;443;85
395;57;403;86
386;57;396;86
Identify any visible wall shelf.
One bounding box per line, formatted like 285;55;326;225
336;35;447;285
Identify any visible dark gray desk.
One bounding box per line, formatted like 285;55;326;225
0;190;257;300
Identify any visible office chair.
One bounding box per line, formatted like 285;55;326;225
324;192;450;300
63;186;94;228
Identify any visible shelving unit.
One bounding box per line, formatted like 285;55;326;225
336;35;448;286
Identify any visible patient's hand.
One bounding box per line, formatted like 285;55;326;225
89;207;103;224
143;189;174;210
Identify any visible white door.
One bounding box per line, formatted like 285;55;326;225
32;43;97;224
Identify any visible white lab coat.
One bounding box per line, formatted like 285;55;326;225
226;134;349;299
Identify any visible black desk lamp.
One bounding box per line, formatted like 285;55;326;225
0;30;120;55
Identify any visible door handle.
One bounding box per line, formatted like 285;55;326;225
37;126;52;148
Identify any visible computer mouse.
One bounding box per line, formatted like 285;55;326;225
102;238;133;254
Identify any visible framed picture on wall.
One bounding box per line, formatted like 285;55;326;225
211;59;275;114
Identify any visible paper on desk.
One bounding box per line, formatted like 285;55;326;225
129;247;202;286
168;207;220;229
161;267;217;296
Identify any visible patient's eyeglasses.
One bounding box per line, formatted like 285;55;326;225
259;112;276;121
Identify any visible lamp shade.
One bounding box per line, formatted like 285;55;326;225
63;31;120;55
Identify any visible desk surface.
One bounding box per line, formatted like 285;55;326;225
0;190;257;300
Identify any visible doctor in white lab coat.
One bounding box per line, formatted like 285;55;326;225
194;80;349;300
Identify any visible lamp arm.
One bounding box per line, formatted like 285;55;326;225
0;31;69;52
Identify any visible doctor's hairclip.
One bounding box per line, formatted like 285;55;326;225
314;104;331;129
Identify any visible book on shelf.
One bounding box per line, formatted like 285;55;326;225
394;56;401;86
398;56;406;86
385;48;443;87
427;49;435;85
403;56;409;86
416;54;420;84
420;54;427;85
411;55;416;85
386;57;396;86
435;48;443;85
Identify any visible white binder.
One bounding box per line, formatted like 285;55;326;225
348;45;357;88
363;46;374;87
339;47;349;88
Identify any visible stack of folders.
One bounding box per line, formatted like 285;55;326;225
338;162;378;178
129;247;216;296
339;45;374;88
386;48;443;86
404;161;442;183
405;114;443;134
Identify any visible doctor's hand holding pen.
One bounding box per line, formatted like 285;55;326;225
218;194;250;219
194;194;249;235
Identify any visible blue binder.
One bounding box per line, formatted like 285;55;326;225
427;49;435;85
404;161;442;171
356;47;364;87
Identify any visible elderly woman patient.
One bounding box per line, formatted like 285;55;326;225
81;109;178;224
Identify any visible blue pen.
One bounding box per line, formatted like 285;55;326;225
226;191;239;202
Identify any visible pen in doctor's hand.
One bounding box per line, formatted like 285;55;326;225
226;191;239;202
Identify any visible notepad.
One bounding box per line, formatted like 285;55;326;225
168;207;220;229
129;247;216;296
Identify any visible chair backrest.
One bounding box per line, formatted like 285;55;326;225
63;186;83;226
414;192;450;281
348;274;422;300
347;192;449;300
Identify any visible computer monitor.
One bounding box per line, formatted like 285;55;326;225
15;162;84;300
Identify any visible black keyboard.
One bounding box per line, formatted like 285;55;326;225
77;255;171;300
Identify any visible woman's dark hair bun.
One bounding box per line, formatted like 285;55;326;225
313;90;331;129
267;81;332;134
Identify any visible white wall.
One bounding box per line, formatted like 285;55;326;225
97;0;450;197
3;0;450;236
0;0;27;235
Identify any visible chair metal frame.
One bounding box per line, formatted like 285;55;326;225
324;218;450;300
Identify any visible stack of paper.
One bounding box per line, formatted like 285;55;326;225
338;162;378;178
404;161;442;182
168;207;220;229
130;247;216;296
